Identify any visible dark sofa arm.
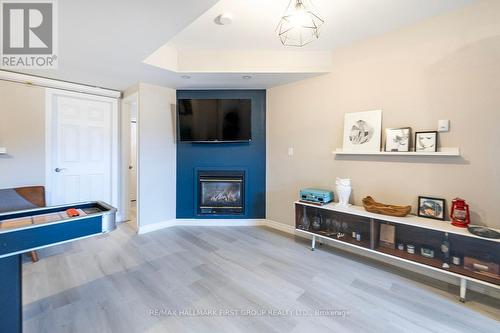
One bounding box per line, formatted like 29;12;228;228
14;186;46;207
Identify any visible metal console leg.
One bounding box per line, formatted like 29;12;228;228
460;278;467;303
311;235;316;251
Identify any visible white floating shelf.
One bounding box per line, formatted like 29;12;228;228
0;147;7;154
333;147;460;157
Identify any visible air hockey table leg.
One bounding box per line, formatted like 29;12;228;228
0;254;22;333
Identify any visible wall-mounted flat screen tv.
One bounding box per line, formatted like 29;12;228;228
177;99;252;142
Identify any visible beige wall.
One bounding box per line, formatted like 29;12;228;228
137;83;177;228
267;0;500;229
0;81;45;189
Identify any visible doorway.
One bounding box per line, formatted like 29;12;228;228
129;105;138;225
122;93;139;230
130;121;137;203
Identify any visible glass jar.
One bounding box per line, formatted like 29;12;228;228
311;214;321;231
300;212;310;230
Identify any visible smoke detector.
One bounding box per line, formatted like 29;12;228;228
214;13;233;25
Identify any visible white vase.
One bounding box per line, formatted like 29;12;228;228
335;178;352;206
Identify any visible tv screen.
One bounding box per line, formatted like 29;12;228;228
178;99;252;142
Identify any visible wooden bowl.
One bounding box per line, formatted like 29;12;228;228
362;196;411;217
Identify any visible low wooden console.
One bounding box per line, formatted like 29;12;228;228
294;201;500;302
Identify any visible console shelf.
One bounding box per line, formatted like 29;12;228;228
376;246;500;285
295;201;500;302
305;228;371;250
376;246;444;269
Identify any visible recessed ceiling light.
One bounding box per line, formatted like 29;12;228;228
214;13;233;25
181;75;191;79
242;75;252;80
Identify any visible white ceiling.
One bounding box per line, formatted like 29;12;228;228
16;0;476;91
169;0;476;51
18;0;220;90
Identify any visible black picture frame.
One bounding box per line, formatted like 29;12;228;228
384;127;412;152
414;131;438;152
418;196;446;220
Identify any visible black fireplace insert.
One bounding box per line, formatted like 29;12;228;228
197;170;245;215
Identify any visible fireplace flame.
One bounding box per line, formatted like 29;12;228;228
210;190;240;203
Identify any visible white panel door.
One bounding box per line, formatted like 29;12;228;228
50;94;113;205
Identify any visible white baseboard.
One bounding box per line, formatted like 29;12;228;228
138;219;177;234
175;219;266;227
262;219;296;234
138;218;266;234
116;213;125;223
137;218;294;235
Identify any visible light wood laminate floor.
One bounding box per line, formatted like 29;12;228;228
23;224;500;333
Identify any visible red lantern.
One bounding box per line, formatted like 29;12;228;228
450;198;470;228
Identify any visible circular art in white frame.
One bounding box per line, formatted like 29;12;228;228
343;110;382;152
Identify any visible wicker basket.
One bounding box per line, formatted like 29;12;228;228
362;196;411;217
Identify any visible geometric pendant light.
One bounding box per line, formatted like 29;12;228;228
277;0;324;47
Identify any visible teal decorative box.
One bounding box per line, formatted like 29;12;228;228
299;188;334;205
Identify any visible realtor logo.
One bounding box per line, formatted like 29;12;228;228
1;0;58;68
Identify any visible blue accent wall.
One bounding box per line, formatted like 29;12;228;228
176;90;266;219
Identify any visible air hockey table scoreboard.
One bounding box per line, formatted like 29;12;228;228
0;201;117;333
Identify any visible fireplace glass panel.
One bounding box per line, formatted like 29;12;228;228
197;171;245;215
200;181;242;208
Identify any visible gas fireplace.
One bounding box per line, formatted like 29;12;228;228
197;170;245;215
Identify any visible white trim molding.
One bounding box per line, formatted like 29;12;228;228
263;219;296;234
138;219;177;234
0;70;121;98
138;219;267;234
138;219;293;235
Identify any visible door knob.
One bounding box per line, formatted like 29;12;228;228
129;165;133;170
54;168;67;173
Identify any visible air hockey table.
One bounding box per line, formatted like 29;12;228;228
0;201;117;333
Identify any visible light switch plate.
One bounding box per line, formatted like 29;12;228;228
438;120;450;132
288;147;294;156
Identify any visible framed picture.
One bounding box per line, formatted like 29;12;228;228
379;223;396;249
343;110;382;152
418;196;446;220
385;127;411;152
415;131;438;152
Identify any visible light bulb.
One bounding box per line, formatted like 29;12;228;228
289;5;310;27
